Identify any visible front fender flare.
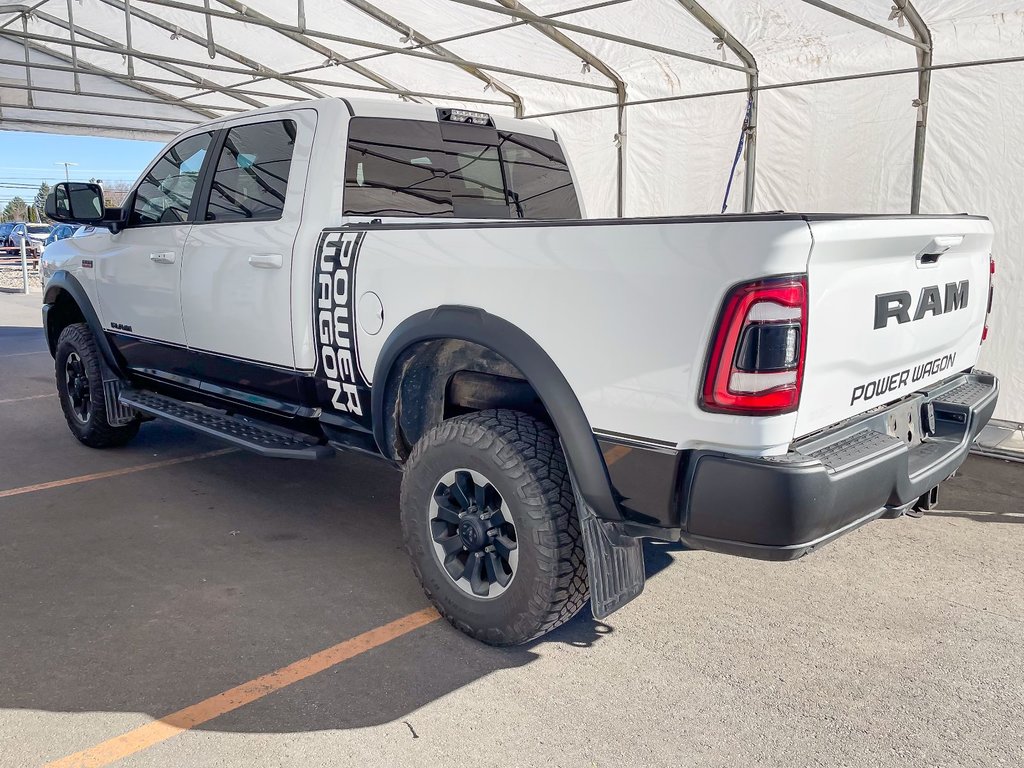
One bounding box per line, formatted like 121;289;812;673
43;270;124;377
371;306;622;522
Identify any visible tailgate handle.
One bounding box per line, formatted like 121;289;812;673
917;235;963;267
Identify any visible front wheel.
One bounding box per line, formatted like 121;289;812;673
401;410;589;646
54;323;140;448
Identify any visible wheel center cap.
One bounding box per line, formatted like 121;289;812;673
458;516;488;551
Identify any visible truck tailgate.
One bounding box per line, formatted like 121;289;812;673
796;216;993;438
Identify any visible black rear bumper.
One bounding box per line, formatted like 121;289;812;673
677;371;998;560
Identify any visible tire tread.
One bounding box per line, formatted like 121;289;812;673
402;409;589;645
55;323;139;448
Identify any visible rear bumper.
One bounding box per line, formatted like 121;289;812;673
678;371;998;561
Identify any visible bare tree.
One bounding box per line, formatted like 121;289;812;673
92;179;133;207
103;181;132;207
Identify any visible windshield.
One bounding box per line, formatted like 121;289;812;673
27;224;52;235
0;223;14;236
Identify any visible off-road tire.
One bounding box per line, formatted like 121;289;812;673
401;409;589;645
54;323;140;448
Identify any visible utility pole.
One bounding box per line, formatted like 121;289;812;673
55;161;78;182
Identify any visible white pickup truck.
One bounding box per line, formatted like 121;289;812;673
42;97;998;645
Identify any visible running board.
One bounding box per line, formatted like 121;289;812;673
118;388;335;460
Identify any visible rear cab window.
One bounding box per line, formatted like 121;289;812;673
344;120;453;218
343;114;580;220
499;132;581;219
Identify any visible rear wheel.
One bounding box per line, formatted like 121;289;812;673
401;409;589;645
55;323;140;448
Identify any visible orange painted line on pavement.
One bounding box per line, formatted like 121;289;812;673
0;448;236;499
46;607;441;768
0;393;55;404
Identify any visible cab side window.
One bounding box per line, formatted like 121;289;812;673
130;132;213;226
204;120;296;222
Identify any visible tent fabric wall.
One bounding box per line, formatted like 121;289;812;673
918;10;1024;424
1;0;1021;419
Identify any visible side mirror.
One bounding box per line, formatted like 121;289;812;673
46;182;126;234
46;182;106;225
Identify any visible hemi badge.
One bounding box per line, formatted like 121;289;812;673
82;259;94;268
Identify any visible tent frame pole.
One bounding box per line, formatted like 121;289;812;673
492;0;628;217
0;114;183;136
0;0;946;219
340;0;635;69
797;0;933;214
213;0;429;106
20;12;32;107
673;0;758;212
342;0;525;116
0;77;248;112
0;101;203;125
64;0;79;92
1;46;222;118
797;0;927;51
895;1;932;214
127;0;617;94
0;1;41;30
93;0;327;101
447;0;752;73
524;54;1024;119
123;0;134;77
189;0;632;104
32;9;266;110
0;52;516;107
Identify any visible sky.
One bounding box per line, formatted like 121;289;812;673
0;131;162;212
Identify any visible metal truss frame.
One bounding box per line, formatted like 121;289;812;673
0;0;937;213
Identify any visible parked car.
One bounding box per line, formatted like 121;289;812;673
41;98;999;646
7;222;52;255
0;222;15;248
44;223;79;248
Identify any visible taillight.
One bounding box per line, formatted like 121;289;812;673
982;256;994;343
702;276;808;415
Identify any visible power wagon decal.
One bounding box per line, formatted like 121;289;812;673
313;230;372;430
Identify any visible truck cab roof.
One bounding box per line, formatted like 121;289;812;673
187;96;557;142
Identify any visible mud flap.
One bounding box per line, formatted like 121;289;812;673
571;484;646;619
99;364;136;427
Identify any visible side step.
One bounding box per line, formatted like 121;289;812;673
119;388;335;460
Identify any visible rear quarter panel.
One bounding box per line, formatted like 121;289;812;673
348;218;814;454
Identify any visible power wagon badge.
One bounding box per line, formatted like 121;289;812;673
313;230;372;429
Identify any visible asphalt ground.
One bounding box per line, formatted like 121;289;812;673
1;291;1022;768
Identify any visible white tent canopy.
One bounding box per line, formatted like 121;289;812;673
1;0;1022;423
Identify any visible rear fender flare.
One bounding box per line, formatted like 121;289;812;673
371;306;622;522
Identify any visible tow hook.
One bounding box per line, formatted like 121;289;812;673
908;485;940;518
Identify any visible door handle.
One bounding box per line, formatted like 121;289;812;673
248;253;283;269
149;252;176;264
